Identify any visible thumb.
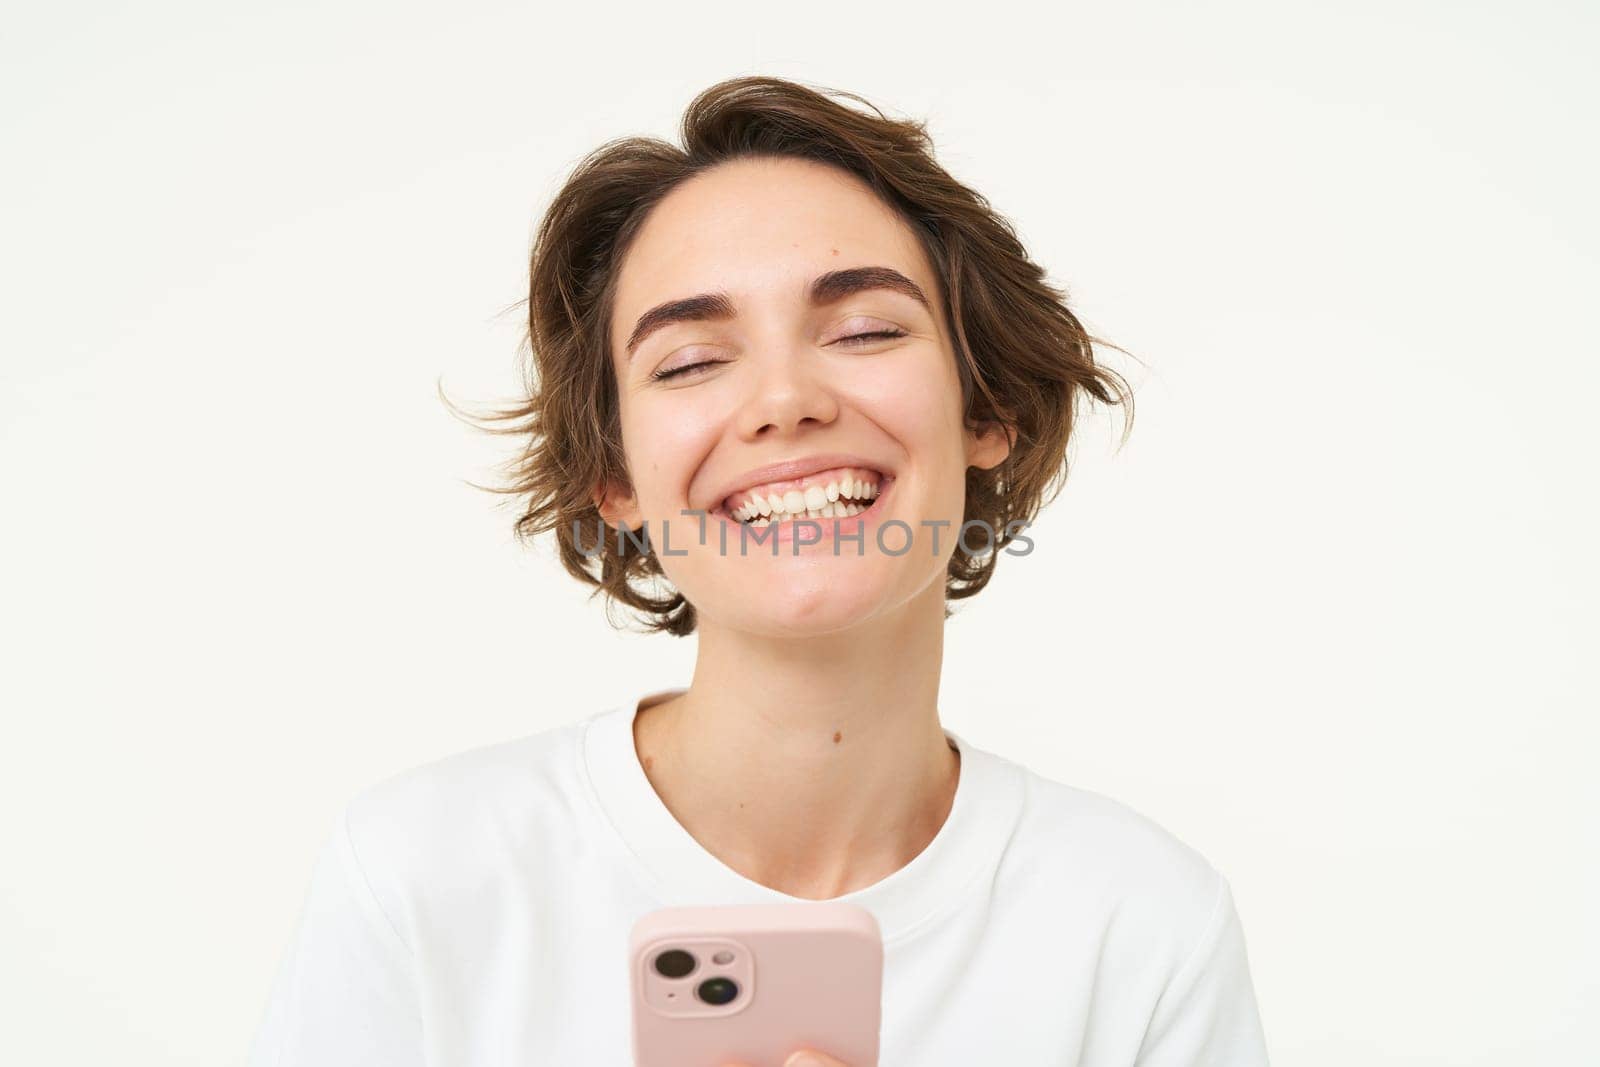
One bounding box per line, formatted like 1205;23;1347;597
785;1051;851;1067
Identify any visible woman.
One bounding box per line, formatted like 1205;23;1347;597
249;76;1271;1066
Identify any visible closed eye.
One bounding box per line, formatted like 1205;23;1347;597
649;330;908;382
650;360;724;382
835;329;907;346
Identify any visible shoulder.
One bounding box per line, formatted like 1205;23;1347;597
334;715;595;911
346;717;586;823
1022;769;1219;889
999;757;1228;964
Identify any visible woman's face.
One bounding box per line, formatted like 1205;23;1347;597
600;156;1008;638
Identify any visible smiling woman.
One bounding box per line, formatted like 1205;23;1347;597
497;83;1138;638
249;76;1271;1067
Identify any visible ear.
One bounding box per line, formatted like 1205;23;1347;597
594;478;643;530
964;419;1014;472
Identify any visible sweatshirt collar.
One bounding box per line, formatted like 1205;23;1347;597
581;687;1024;946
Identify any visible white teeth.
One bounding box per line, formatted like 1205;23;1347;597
723;469;886;522
729;498;868;526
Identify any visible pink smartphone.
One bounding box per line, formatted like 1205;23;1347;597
628;901;883;1067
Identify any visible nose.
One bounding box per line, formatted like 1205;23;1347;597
735;346;840;440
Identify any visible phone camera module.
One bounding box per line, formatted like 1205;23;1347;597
652;949;696;978
696;976;739;1005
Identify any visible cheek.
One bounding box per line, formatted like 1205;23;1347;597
620;398;724;514
858;355;972;544
852;349;967;461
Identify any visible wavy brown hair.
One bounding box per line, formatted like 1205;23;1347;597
444;75;1136;637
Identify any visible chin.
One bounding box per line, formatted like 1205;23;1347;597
716;579;887;638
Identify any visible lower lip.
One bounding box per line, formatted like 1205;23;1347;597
712;477;895;547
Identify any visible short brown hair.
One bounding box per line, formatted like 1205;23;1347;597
446;75;1135;636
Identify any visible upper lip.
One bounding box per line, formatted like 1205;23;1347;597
708;454;893;513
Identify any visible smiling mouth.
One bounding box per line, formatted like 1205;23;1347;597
712;467;890;527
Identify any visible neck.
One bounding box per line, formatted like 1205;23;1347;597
632;580;960;900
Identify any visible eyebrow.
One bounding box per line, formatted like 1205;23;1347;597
623;265;932;360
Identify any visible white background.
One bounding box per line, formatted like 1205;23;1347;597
3;2;1595;1064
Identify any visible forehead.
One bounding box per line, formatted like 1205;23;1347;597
610;157;935;335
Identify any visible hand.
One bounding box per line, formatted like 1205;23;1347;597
722;1050;853;1067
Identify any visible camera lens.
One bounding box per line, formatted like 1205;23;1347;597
652;949;696;978
696;976;739;1005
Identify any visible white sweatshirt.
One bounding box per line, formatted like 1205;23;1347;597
249;688;1271;1066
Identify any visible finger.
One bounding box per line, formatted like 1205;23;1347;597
784;1051;851;1067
